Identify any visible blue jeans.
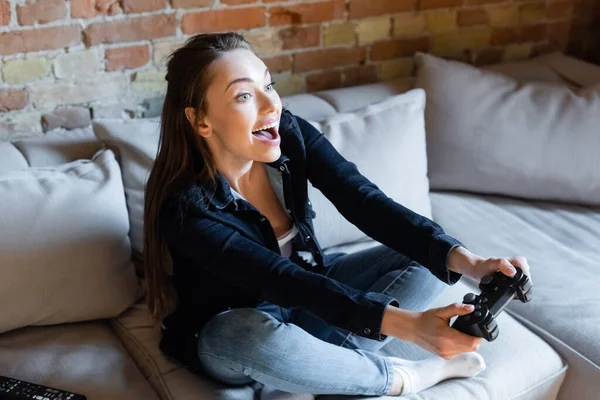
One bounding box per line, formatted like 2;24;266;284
196;244;448;396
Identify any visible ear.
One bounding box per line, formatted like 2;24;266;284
185;107;212;138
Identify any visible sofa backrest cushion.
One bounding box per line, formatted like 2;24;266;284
0;148;140;334
0;141;28;170
415;52;600;207
314;78;415;114
531;51;600;87
283;78;415;120
481;52;591;86
11;126;103;167
303;89;432;250
93;119;161;254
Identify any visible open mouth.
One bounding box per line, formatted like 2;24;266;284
252;126;279;142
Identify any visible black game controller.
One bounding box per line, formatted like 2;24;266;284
451;266;532;341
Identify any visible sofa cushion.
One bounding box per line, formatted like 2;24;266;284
110;299;263;400
482;57;572;85
415;52;600;207
11;126;103;167
282;94;339;121
314;77;415;114
378;272;567;400
283;78;415;121
532;51;600;87
0;141;28;170
0;148;139;334
0;321;159;400
303;89;432;250
480;52;598;86
429;189;600;399
93;119;161;254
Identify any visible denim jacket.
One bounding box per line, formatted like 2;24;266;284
158;108;466;372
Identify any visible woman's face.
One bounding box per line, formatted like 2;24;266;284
195;48;283;165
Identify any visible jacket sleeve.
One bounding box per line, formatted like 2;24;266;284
161;207;400;341
294;112;465;285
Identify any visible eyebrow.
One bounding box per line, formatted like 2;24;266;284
225;68;270;92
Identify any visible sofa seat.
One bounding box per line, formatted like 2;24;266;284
427;190;600;399
0;320;159;399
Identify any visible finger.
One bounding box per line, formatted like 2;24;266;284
507;256;527;271
438;302;475;319
508;256;533;284
498;258;517;277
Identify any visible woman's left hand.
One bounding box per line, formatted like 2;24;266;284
465;255;532;285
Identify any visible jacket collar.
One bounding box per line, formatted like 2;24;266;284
193;109;295;211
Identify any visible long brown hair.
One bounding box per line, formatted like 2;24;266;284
143;32;254;329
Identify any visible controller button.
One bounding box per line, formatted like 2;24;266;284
464;315;470;321
481;275;493;285
473;311;482;318
481;297;488;303
475;304;481;310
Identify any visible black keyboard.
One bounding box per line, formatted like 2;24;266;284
0;375;86;399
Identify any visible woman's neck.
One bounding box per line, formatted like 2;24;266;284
221;161;263;196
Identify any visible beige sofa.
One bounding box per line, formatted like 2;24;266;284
1;52;599;400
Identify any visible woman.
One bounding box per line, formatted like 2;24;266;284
143;32;532;397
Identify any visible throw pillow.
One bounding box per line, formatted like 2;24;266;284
0;148;139;334
306;89;433;250
415;52;600;206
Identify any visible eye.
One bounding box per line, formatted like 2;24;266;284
237;93;252;102
266;81;276;91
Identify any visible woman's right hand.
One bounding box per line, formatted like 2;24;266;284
411;302;484;359
381;303;484;360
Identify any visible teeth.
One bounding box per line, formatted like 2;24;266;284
252;121;277;133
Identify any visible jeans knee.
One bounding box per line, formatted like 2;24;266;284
198;308;293;385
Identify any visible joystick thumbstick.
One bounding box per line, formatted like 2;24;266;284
463;293;477;303
481;275;494;285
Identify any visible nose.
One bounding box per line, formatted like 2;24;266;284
258;88;280;116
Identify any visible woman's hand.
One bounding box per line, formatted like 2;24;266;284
381;304;484;360
448;246;533;285
412;302;485;360
465;256;532;285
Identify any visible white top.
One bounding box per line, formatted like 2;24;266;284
277;224;299;258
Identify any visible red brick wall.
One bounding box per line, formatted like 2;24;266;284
0;0;598;137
